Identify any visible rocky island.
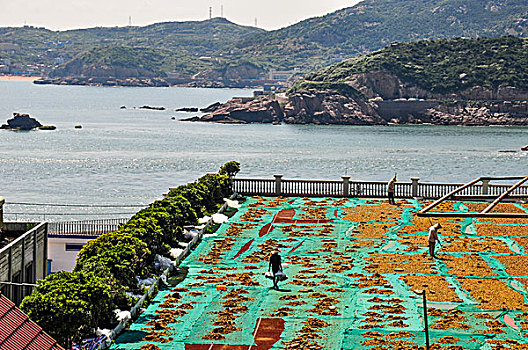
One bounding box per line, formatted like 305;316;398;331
188;37;528;126
0;113;56;130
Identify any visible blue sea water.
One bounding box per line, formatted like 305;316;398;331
0;81;527;221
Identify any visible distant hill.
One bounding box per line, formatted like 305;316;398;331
0;18;264;76
301;36;528;97
2;0;528;83
228;0;528;71
47;46;215;78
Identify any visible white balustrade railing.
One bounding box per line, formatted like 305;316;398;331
232;176;528;199
48;218;129;237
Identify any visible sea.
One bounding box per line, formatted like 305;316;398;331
1;81;527;221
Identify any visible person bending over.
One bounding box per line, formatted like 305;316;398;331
428;223;442;258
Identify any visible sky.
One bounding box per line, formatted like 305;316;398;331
0;0;362;31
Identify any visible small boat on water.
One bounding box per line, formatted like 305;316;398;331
522;145;528;151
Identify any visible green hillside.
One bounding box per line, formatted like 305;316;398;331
1;0;528;80
301;36;528;94
0;18;263;74
49;46;216;78
229;0;528;70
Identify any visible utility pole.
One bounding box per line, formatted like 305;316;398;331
128;16;132;26
209;7;212;20
254;17;258;27
413;289;431;350
221;5;224;18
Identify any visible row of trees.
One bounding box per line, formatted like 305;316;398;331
20;161;240;349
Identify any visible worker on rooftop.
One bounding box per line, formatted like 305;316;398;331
269;250;284;290
387;175;397;205
428;223;442;258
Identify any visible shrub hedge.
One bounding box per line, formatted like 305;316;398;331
20;161;239;349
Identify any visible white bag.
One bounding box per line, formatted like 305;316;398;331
274;271;288;281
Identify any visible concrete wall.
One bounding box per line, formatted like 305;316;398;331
48;236;93;273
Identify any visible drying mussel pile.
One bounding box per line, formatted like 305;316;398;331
225;222;258;237
289;255;319;269
342;206;403;224
359;297;408;329
457;277;528;311
352;222;390;239
298;206;328;220
495;255;528;276
465;203;526;214
303;198;330;206
428;308;470;330
349;273;389;289
476;224;528;237
242;238;291;264
485;320;506;334
486;339;528;349
141;288;196;343
202;288;253;340
140;344;160;350
480;216;528;225
307;295;341;316
268;306;296;317
264;196;289;208
196;268;259;287
514;237;528;251
198;237;235;265
401;275;462;303
364;254;437;274
421;201;457;213
398;235;427;252
361;330;416;348
410;216;462;235
281;224;317;236
240;207;270;222
318;224;334;236
443;254;496;277
327;255;354;274
281;317;329;350
441;236;511;254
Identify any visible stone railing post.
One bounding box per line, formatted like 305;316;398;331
481;179;489;195
411;177;420;198
342;176;351;197
274;174;283;196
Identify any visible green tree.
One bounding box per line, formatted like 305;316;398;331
219;161;241;177
20;270;117;349
75;231;150;290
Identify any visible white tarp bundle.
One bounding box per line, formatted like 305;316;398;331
169;248;184;259
224;198;241;208
212;213;228;224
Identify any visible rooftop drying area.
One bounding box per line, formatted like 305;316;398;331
113;196;528;350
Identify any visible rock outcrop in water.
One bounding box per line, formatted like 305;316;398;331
1;113;42;130
283;90;384;125
183;97;284;124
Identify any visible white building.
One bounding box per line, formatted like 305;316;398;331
47;233;96;273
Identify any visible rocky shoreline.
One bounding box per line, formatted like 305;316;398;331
34;77;170;87
184;79;528;126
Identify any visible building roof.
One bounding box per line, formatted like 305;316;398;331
0;293;64;350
